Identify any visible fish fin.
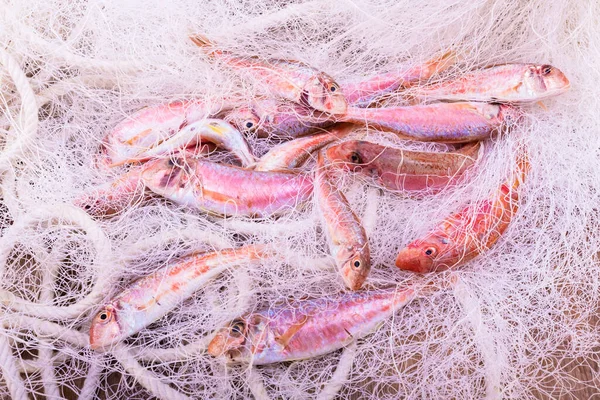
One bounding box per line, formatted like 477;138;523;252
189;34;221;57
274;315;309;348
124;128;153;146
343;327;354;338
536;101;549;111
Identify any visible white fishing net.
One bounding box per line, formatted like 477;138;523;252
0;0;598;398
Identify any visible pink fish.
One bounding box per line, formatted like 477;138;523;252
112;119;256;167
90;244;268;350
325;140;482;193
341;51;457;106
191;35;348;115
103;100;226;165
207;286;416;364
315;152;371;290
225;98;334;138
141;154;313;217
342;102;519;143
412;63;570;103
76;144;216;217
395;150;529;273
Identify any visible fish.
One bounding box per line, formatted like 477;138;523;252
340;50;457;106
324;140;482;193
89;244;269;350
341;102;519;143
103;99;227;166
141;154;314;217
74;168;145;217
411;63;570;103
314;152;371;290
254;123;356;172
395;150;529;273
76;144;217;217
207;286;416;364
224;98;335;138
113;119;256;167
190;35;348;115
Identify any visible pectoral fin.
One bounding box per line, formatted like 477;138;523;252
275;315;309;348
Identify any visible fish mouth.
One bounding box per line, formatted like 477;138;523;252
395;251;430;273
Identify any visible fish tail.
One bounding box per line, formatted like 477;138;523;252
189;34;221;57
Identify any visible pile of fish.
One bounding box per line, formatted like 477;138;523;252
82;35;570;365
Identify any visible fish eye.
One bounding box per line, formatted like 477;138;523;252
244;120;255;131
230;320;245;337
97;309;112;323
541;65;553;76
352;259;361;269
329;83;339;93
424;247;437;257
349;152;362;164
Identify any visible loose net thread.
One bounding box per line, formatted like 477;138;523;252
0;0;599;399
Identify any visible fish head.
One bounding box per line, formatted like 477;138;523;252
224;106;262;136
325;141;381;177
208;317;255;362
141;155;197;197
338;244;371;290
525;64;570;99
395;235;451;273
89;304;121;350
303;73;348;115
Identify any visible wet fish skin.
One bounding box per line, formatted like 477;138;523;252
325;140;482;193
341;50;457;106
191;35;348;115
141;154;314;218
103;100;222;165
117;119;256;167
255;123;355;172
314;152;371;290
342;102;520;143
225;98;335;139
207;286;416;364
412;63;570;103
395;150;529;273
89;244;268;350
76;144;216;217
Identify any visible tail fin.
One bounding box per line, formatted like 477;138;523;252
189;34;221;57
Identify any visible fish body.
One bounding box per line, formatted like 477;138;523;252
225;98;335;138
314;153;370;290
141;155;313;217
341;51;456;106
207;286;416;364
325;140;482;192
342;102;518;143
117;119;256;167
413;64;570;103
76;144;217;217
191;35;348;115
89;245;267;350
395;151;529;273
104;100;224;165
255;123;355;172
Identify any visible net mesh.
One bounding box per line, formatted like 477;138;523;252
0;0;598;398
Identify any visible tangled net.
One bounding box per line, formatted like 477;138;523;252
0;0;599;398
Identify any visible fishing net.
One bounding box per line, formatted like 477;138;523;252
0;0;598;398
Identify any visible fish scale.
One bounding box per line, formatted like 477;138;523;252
208;286;417;364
